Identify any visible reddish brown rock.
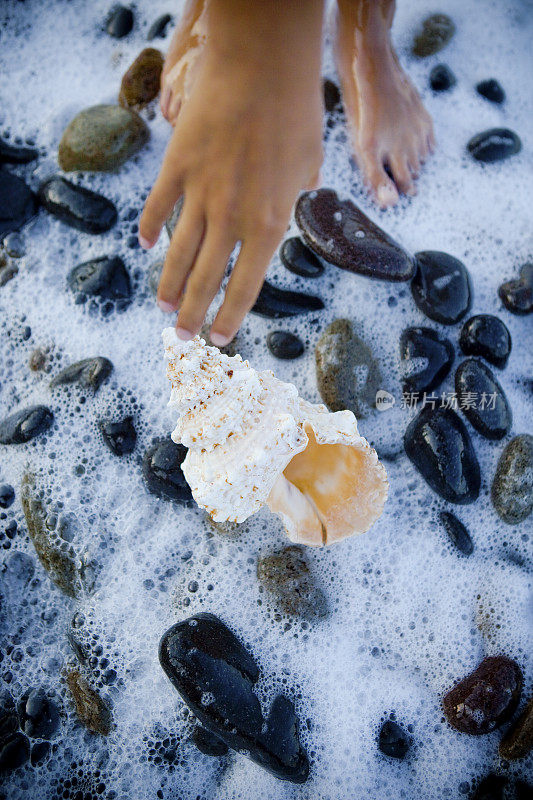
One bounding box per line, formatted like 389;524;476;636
119;48;164;110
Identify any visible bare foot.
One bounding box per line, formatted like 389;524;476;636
160;0;208;124
335;0;435;208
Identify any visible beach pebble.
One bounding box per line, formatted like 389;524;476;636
280;237;324;278
266;331;304;360
68;256;132;311
17;688;60;739
430;64;456;92
99;416;136;456
404;406;480;504
65;670;112;735
148;259;164;297
0;406;53;445
411;251;472;325
0;171;38;237
491;434;533;524
476;79;505;104
50;356;113;392
39;176;117;234
106;5;133;38
190;726;229;757
377;720;411;759
295;188;414;281
59;105;149;172
0;138;38;165
439;511;474;555
459;315;511;368
455;358;512;440
499;696;533;760
323;79;342;113
0;484;15;509
147;14;173;40
498;263;533;315
0;691;30;772
467;128;522;163
252;280;324;318
412;14;456;57
0;253;18;287
3;232;25;258
257;546;328;619
399;326;454;394
159;613;309;783
119;48;164;110
443;655;522;735
142;439;193;504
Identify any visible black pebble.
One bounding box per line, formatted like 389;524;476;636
400;327;454;394
467;128;521;163
50;357;113;392
30;741;50;766
68;256;132;311
323;79;342;114
0;484;15;509
39;176;117;234
455;358;512;440
430;64;456;92
439;511;474;555
252;280;324;318
476;79;505;104
190;726;229;757
106;5;133;38
378;720;411;759
0;170;38;237
0;405;53;445
0;138;38;165
267;331;305;360
142;439;193;505
459;315;511;368
280;237;324;278
498;263;533;315
147;13;172;40
17;688;60;739
99;416;136;456
411;251;472;325
0;691;30;772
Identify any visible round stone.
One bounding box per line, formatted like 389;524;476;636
491;434;533;524
0;484;15;509
280;237;324;278
459;315;511;368
467;128;521;163
430;64;456;92
266;331;305;359
411;251;472;325
455;358;512;440
439;511;474;555
476;79;505;104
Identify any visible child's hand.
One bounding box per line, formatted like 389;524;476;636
139;1;324;346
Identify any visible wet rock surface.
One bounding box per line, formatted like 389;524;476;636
412;13;456;57
50;356;113;392
0;170;38;237
257;546;328;620
280;236;324;278
142;439;193;504
476;79;505;104
455;358;512;440
99;416;136;455
404;406;480;504
266;331;304;360
443;655;522;735
65;670;112;735
498;263;533;315
430;64;456;92
190;725;229;757
159;613;309;783
39;176;117;234
68;255;132;311
106;5;133;38
252;280;324;318
0;138;38;164
119;48;164;110
316;318;382;418
499;696;533;760
467;128;522;163
491;434;533;524
295;189;414;281
400;326;454;394
459;315;511;368
411;251;472;325
0;691;30;773
17;688;60;739
439;511;474;555
147;13;173;40
0;405;53;444
377;720;411;759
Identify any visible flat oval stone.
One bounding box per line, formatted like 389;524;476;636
159;613;309;783
439;511;474;555
266;331;304;360
0;405;53;445
430;64;456;92
190;726;229;757
142;439;193;504
499;696;533;760
295;189;415;281
498;263;533;315
106;5;133;38
99;416;136;455
119;49;163;110
17;688;60;739
413;13;456;57
404;406;480;504
50;357;113;391
0;484;15;509
39;176;117;234
443;655;522;734
0;691;30;772
378;720;411;759
491;434;533;524
0;170;38;237
455;358;512;440
459;315;511;368
147;13;173;40
280;237;324;278
411;251;472;325
400;326;454;394
476;79;505;104
0;138;38;164
252;280;323;318
68;256;132;311
467;128;522;163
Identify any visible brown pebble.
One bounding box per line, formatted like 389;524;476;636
29;347;49;372
119;47;164;110
499;696;533;760
65;669;113;735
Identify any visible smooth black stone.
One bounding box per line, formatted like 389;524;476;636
476;79;505;104
295;189;415;281
99;416;136;455
159;613;309;783
323;79;342;113
280;237;324;278
68;256;131;310
404;406;480;504
0;405;53;445
106;5;133;38
430;64;456;92
498;263;533;315
399;326;454;394
50;357;113;391
0;691;30;772
39;176;117;234
439;511;474;555
142;439;193;504
267;331;304;360
30;741;50;766
0;138;38;164
0;170;38;237
467;128;521;163
0;484;15;509
378;720;410;759
190;726;229;757
473;774;508;800
252;280;324;318
455;358;512;440
147;13;172;40
411;251;472;325
17;688;60;739
459;315;511;368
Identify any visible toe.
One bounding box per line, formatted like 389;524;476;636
359;151;399;208
389;153;416;197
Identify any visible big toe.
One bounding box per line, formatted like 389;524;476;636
389;154;416;197
360;152;399;208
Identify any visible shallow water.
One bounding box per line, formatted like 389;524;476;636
0;0;532;798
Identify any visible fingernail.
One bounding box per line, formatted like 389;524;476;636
210;331;231;347
175;327;194;341
139;234;153;249
157;299;176;313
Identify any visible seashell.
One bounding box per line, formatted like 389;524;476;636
163;328;388;546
